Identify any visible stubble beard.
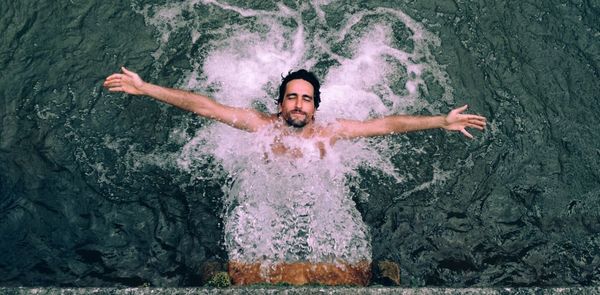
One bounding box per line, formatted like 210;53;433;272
284;111;310;128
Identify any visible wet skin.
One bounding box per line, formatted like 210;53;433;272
103;67;487;147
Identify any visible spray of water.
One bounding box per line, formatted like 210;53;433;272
135;0;454;270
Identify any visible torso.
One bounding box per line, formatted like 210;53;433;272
270;136;327;159
263;115;335;160
225;115;372;286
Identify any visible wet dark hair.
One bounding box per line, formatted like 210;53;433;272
277;69;321;109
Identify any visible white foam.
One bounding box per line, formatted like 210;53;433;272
202;20;305;108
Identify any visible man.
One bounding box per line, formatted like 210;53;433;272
104;67;485;142
103;67;486;285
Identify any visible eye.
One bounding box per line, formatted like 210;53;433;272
303;96;313;102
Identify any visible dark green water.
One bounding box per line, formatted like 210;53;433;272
1;0;599;288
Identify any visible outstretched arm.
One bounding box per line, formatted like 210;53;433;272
103;67;271;132
334;105;486;139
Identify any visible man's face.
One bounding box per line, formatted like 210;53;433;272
280;79;316;128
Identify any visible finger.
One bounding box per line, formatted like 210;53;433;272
105;74;123;81
103;80;121;87
121;66;134;75
468;117;486;125
460;129;473;139
472;123;486;130
467;114;486;121
455;104;468;113
108;87;124;92
467;123;485;130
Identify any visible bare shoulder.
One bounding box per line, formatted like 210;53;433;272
250;112;279;130
313;120;348;144
264;112;279;121
323;118;361;138
213;107;277;132
315;120;338;134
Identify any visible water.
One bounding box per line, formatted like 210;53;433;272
1;0;599;287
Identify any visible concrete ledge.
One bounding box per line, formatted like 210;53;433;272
1;287;599;295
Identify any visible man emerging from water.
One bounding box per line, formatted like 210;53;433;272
103;67;486;285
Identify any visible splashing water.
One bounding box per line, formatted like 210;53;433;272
136;0;454;268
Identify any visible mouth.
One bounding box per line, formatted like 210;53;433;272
291;111;306;116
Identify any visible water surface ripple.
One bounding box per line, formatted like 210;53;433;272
0;0;599;287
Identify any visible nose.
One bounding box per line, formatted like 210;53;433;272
294;97;303;109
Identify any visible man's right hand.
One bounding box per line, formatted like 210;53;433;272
103;67;146;95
